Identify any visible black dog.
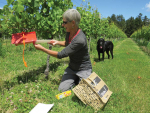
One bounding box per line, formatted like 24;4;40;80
97;38;114;61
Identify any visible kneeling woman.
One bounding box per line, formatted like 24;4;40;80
34;9;92;92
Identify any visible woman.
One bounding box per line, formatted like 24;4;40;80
34;9;92;92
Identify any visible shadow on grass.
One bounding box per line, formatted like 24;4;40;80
2;61;62;90
94;58;109;62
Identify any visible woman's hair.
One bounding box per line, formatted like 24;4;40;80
63;9;81;26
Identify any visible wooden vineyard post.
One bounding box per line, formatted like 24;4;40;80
44;44;52;79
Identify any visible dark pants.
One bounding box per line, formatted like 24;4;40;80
58;67;92;92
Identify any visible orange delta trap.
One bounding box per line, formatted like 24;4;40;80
11;31;51;67
11;31;37;46
11;31;37;67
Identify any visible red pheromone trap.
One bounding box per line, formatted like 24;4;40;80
11;31;51;67
11;31;37;46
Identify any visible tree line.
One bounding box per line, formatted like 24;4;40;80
107;13;150;37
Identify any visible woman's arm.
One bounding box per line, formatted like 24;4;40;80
57;41;66;47
49;40;66;47
34;44;58;58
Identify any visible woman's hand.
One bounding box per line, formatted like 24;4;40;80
48;40;58;46
34;44;45;51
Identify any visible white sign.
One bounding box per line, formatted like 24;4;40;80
29;103;54;113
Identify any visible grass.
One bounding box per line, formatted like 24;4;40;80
0;38;150;113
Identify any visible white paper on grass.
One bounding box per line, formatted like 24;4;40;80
29;103;54;113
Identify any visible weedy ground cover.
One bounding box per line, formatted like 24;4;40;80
134;39;150;56
0;38;150;113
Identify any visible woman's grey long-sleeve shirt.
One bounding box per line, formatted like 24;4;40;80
57;29;92;71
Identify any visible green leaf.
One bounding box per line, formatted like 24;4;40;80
7;0;14;6
43;8;47;13
38;22;41;28
36;13;41;20
28;0;31;3
48;2;51;7
1;24;7;30
48;21;51;25
14;5;24;13
16;16;21;23
51;1;54;5
11;16;16;22
34;1;39;7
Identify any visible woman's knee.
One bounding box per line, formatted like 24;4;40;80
58;81;75;92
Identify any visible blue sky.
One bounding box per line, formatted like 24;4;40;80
71;0;150;20
0;0;150;20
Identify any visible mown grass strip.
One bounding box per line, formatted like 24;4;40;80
91;38;150;112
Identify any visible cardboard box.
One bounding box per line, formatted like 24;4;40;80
72;72;112;110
